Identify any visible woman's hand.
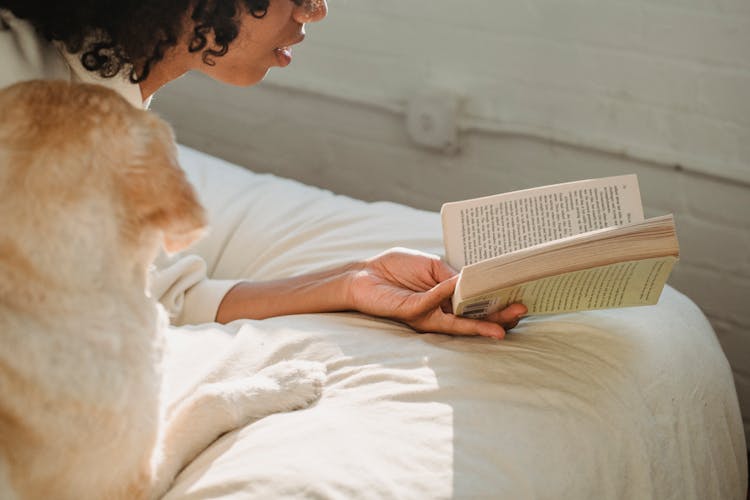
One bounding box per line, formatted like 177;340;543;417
217;247;526;339
347;248;527;339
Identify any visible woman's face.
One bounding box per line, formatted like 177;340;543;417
195;0;328;86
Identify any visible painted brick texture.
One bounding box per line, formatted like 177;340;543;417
272;0;750;181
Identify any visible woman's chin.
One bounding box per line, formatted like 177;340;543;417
205;67;269;87
230;73;268;87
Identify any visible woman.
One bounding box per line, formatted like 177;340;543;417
0;0;526;338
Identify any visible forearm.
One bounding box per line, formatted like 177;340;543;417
214;261;363;323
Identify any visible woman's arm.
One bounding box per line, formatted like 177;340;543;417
215;248;526;339
215;261;360;323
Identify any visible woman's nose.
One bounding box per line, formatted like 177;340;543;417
293;0;328;23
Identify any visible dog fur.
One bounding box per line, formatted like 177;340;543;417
0;80;325;499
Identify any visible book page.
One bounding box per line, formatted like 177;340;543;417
453;256;677;318
457;214;677;298
441;175;643;269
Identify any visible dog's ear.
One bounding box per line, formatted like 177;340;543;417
120;116;207;254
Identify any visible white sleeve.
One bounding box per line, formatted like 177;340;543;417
149;254;239;326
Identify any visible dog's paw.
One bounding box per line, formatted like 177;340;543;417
207;361;326;424
255;360;326;410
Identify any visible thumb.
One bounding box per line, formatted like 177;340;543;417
422;275;458;309
433;258;459;282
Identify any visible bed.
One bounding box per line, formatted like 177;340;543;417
160;145;747;499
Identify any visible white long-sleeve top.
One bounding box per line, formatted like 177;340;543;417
0;10;239;325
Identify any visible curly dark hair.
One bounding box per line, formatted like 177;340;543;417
0;0;303;83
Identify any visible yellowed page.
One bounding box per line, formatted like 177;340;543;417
441;175;643;269
457;214;677;298
453;256;677;318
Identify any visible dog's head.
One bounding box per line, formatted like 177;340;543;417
0;81;207;277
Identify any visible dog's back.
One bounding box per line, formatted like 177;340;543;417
0;317;161;498
0;81;326;499
0;80;205;499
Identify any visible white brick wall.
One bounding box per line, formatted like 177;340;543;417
151;0;750;443
275;0;750;182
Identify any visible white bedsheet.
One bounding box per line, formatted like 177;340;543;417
162;145;747;499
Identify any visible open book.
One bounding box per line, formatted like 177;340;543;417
441;175;679;318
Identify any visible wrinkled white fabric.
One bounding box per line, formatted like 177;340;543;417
160;145;747;499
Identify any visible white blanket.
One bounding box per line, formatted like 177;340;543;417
162;145;747;499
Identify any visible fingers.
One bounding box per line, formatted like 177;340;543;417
485;302;527;329
406;268;528;339
503;318;521;331
418;310;505;340
412;298;527;340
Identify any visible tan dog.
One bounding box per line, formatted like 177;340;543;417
0;81;325;499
